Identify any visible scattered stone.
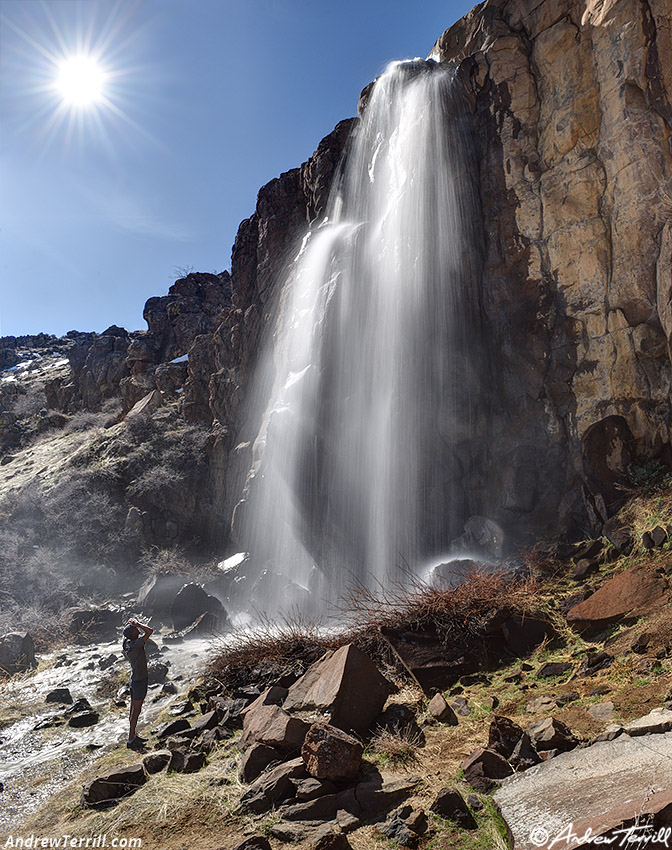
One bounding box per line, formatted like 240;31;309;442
168;748;206;774
587;702;615;722
301;722;363;782
374;704;425;744
190;709;219;734
143;750;171;774
593;724;624;743
283;644;394;734
574;540;604;561
537;661;573;678
578;651;613;675
156;718;190;739
239;757;306;814
34;715;64;730
467;794;483;811
488;715;525;759
376;806;416;846
526;695;555;713
642;531;655;549
65;697;92;715
313;833;353;850
528;717;578;752
555;691;580;706
81;764;147;808
631;632;652;653
241;704;311;751
68;711;99;728
239;743;282;784
45;687;72;705
461;748;513;791
428;693;458;724
624;707;672;736
651;526;668;547
482;695;499;710
450;696;471;716
281;789;359;822
168;699;193;716
430;787;477;829
98;653;117;670
406;808;428;834
590;684;611;697
161;681;177;696
210;695;249;728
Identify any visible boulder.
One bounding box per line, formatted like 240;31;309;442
45;687;72;705
494;731;672;850
509;733;541;771
354;771;421;814
137;573;188;614
169;582;229;632
81;764;147;807
69;609;120;640
239;757;306;813
430;788;477;829
536;661;572;678
168;748;206;774
567;565;670;632
0;632;36;674
488;715;525;759
68;711;99;728
450;696;471;716
241;703;311;751
143;750;172;774
312;834;353;850
147;661;169;685
624;708;672;737
428;693;458;724
283;644;394;734
461;747;513;791
156;718;191;739
301;722;363;782
528;717;578;752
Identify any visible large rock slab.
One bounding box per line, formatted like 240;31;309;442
241;703;311;751
567;565;670;632
169;582;229;632
283;644;394;734
82;764;147;807
494;730;672;849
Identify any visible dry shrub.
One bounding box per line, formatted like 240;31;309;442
208;567;541;693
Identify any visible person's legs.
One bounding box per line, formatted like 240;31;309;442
129;699;143;741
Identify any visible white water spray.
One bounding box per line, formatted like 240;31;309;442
240;59;483;613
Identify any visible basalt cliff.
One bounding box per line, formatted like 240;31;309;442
2;0;672;578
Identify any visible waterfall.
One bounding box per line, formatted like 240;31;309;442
238;59;483;615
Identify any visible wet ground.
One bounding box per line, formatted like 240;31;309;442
0;634;215;829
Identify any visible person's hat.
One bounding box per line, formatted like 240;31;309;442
123;624;138;638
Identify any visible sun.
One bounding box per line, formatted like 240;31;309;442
55;55;106;107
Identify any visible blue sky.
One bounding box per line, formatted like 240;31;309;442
0;0;474;337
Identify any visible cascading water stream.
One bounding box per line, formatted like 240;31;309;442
240;59;484;614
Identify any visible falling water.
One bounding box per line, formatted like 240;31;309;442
239;59;483;613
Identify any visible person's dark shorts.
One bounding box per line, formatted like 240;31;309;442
129;677;148;701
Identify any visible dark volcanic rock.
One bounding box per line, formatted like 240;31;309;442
82;764;147;807
301;722;363;782
430;787;477;829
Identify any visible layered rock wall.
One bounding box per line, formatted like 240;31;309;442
431;0;672;538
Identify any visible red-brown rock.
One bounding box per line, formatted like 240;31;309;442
301;722;363;782
567;565;669;632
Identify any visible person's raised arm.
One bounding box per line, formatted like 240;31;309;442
127;617;154;642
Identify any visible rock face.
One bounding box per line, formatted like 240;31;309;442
0;632;36;674
429;0;672;542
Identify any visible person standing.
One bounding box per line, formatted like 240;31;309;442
122;616;153;750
